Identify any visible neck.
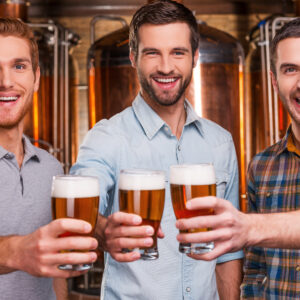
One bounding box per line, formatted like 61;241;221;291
142;93;186;139
291;122;300;151
0;125;24;167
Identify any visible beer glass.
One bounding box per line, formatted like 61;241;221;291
170;164;216;254
51;175;100;271
118;169;165;260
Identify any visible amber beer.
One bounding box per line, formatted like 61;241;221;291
119;169;165;260
170;164;216;254
51;175;100;270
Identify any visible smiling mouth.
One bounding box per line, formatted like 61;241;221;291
295;97;300;104
153;77;178;83
0;96;19;102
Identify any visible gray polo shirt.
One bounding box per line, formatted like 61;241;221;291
0;135;63;300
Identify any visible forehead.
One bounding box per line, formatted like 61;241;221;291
137;22;192;51
276;37;300;66
0;35;31;62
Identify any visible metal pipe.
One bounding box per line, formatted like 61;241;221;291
264;20;274;145
258;24;269;147
90;15;128;45
64;29;70;174
28;22;59;157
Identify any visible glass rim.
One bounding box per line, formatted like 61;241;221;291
52;174;99;181
120;169;165;176
170;163;214;169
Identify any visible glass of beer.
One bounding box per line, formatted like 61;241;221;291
118;169;165;260
51;175;100;271
170;164;216;254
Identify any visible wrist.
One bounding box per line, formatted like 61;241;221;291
0;235;20;271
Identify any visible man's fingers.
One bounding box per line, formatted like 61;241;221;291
107;236;154;251
108;212;142;227
176;215;224;231
157;227;165;238
111;251;141;262
187;242;234;261
46;219;93;237
50;236;98;252
187;197;230;212
107;225;154;239
177;228;231;244
43;251;98;266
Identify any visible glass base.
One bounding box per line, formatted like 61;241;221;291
58;263;93;271
122;247;159;260
179;242;214;254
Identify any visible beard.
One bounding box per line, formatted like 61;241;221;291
278;86;300;126
0;91;33;130
137;69;193;107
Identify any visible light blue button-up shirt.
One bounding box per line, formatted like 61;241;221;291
71;93;244;300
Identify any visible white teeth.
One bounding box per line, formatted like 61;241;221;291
0;96;18;101
155;78;176;83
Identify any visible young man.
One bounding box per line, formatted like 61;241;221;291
176;17;300;298
71;1;243;299
0;18;98;299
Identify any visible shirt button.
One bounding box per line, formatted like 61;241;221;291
178;145;181;151
186;287;191;292
5;154;11;159
296;265;300;272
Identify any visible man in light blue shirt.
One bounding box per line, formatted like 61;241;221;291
71;0;243;299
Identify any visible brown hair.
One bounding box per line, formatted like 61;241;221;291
129;0;199;61
270;17;300;76
0;18;39;72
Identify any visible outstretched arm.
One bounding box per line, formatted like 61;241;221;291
176;197;300;260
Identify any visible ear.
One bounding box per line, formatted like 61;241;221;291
193;49;199;68
129;51;136;68
34;66;40;92
270;70;278;93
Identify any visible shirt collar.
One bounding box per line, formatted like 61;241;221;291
0;135;40;163
132;93;203;139
277;125;300;156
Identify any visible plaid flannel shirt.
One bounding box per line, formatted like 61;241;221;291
241;126;300;299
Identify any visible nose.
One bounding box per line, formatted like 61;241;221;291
0;67;14;89
157;54;174;75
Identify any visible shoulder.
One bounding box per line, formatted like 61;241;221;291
249;141;281;170
199;118;233;146
34;146;63;173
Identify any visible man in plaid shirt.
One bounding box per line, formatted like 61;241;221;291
176;17;300;299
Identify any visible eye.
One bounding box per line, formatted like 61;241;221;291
145;51;158;56
173;51;185;56
14;64;26;70
284;67;297;74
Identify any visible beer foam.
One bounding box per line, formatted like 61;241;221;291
119;170;165;190
170;164;216;185
51;175;100;198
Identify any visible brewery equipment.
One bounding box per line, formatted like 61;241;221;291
88;15;139;128
187;21;247;211
245;16;293;168
0;0;80;172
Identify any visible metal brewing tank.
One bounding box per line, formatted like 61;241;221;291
187;21;247;211
87;16;139;129
245;17;290;167
0;0;27;20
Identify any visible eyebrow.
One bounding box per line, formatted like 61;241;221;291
13;58;32;64
141;47;190;53
280;63;299;71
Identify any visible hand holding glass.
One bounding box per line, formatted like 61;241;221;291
170;164;216;254
51;175;100;271
118;169;165;260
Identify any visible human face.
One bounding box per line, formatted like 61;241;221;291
130;22;198;107
271;38;300;129
0;35;40;129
